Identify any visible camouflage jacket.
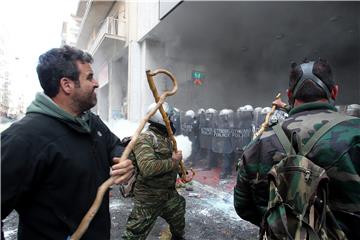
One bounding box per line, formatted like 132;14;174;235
133;125;178;201
234;102;360;228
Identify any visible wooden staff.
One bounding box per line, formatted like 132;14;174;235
146;69;195;183
253;93;281;140
69;73;178;240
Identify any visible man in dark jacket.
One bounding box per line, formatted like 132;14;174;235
234;59;360;239
1;45;134;240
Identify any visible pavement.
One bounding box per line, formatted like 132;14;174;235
2;167;259;240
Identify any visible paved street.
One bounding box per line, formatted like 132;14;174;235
3;179;258;240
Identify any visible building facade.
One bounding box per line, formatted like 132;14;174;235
71;1;360;122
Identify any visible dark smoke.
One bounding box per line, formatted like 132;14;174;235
144;1;359;112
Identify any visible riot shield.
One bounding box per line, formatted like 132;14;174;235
171;108;182;135
181;110;197;141
212;109;234;154
199;109;217;150
232;107;253;151
253;107;263;132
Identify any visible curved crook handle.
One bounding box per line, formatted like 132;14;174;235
146;69;178;98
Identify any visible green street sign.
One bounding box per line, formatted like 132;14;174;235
192;71;204;79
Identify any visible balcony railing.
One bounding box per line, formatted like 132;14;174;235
87;17;127;54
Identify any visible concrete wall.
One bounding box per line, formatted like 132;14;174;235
109;57;128;120
126;1;162;121
137;1;160;41
127;41;145;121
98;84;109;121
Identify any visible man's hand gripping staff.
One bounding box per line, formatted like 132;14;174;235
146;69;195;183
253;93;281;140
69;69;181;240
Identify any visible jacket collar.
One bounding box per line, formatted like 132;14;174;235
289;101;337;116
26;92;91;133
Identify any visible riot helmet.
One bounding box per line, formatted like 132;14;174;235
243;105;254;111
185;110;196;119
219;109;228;116
206;108;216;114
147;102;174;126
197;108;205;115
261;107;271;114
253;107;263;128
205;108;217;120
237;105;253;122
219;109;229;121
254;107;262;112
237;106;244;113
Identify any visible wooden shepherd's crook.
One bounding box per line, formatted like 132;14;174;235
70;71;178;240
146;69;195;183
253;93;281;140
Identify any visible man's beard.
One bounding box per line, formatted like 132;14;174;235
73;91;97;113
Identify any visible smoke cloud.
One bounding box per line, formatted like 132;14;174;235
145;1;359;112
105;119;192;160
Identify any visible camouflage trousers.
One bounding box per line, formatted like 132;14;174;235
122;191;186;240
